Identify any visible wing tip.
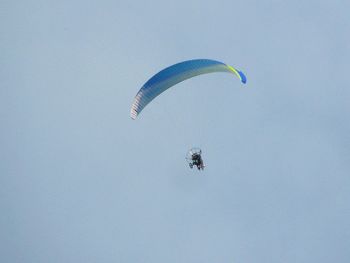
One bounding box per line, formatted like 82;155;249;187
226;64;247;84
238;71;247;84
130;110;138;120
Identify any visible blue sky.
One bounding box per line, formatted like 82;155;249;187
1;1;350;262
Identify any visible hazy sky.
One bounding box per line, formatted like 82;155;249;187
1;1;350;262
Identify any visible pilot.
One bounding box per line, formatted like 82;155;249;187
192;153;203;170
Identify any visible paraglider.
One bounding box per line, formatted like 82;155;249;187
130;59;247;170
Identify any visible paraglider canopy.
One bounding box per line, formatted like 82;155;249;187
130;59;247;119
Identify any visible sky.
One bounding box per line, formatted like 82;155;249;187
1;0;350;262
